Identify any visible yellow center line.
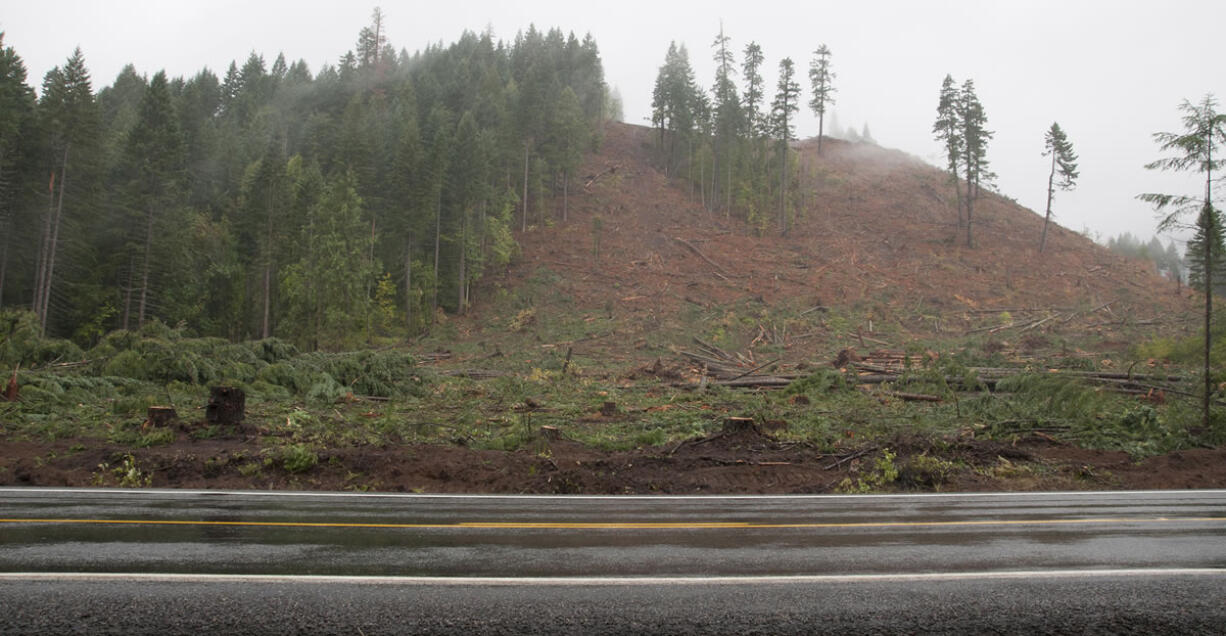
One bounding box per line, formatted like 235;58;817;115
0;517;1224;530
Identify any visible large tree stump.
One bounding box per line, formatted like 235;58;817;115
206;386;246;427
146;406;178;427
722;417;758;434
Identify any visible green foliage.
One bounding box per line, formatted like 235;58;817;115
0;21;607;348
838;448;900;493
784;368;847;397
93;454;152;488
277;444;319;473
0;310;85;367
899;453;955;489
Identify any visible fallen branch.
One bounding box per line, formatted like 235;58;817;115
583;163;619;190
823;447;876;470
673;236;732;278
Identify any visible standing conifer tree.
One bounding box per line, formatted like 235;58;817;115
1139;94;1226;428
120;70;183;328
35;48;98;333
710;24;739;214
808;44;835;155
741;42;765;138
958;79;992;248
933;75;964;230
0;33;34;310
1039;122;1078;253
770;58;801;235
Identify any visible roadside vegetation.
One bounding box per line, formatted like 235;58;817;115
3;291;1220;492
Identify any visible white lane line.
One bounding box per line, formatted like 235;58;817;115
2;488;1225;501
2;569;1224;586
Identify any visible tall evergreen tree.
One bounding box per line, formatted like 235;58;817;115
0;33;35;310
770;57;801;235
1139;94;1226;428
281;168;372;350
34;48;99;333
932;74;964;229
710;24;740;214
807;44;835;154
958;79;992;248
650;42;699;176
118;70;184;328
741;42;765;138
1039;122;1079;253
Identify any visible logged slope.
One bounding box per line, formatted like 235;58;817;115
465;122;1191;359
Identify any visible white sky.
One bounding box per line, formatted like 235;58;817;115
3;0;1224;246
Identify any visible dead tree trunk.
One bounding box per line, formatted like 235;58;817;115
40;146;70;333
122;253;135;331
432;188;441;318
137;206;154;327
521;140;530;232
404;242;413;332
457;214;467;315
1040;151;1056;253
33;171;54;329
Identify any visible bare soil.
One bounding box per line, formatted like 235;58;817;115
5;428;1224;493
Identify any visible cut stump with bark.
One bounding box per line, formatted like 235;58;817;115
146;406;177;427
723;417;758;434
207;386;246;428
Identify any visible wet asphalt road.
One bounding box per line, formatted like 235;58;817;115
1;488;1224;633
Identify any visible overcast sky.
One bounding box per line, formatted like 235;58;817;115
3;0;1224;246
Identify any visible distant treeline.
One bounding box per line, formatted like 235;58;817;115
1103;233;1186;285
0;10;611;349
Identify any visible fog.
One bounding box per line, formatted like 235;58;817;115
3;0;1224;245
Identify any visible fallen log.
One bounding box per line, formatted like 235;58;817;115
583;163;619;190
875;391;942;402
673;237;733;278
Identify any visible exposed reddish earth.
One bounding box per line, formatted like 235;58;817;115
6;428;1225;493
503;122;1191;327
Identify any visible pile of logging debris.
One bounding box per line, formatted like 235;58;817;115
679;338;795;388
675;340;1194;402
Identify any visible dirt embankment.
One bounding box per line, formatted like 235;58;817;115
6;427;1224;493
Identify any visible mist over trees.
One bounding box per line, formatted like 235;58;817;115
0;15;609;349
1104;233;1184;283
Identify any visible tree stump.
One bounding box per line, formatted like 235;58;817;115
146;406;177;427
722;417;758;434
207;386;246;427
539;425;561;441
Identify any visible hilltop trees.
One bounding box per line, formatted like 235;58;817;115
807;44;835;155
1040;122;1079;253
932;75;992;247
648;33;854;234
1139;94;1226;428
650;42;700;176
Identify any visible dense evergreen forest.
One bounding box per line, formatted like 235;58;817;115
0;11;610;349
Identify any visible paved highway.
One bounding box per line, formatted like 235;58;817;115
1;488;1224;633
